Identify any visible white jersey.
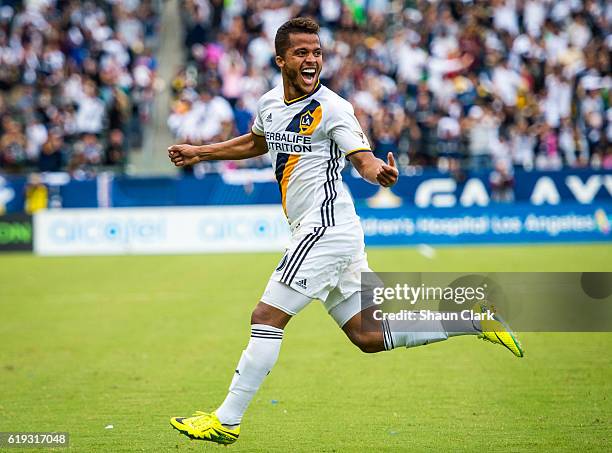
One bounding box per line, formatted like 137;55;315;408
252;82;371;230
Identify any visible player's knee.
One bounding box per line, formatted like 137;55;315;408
251;302;291;329
348;331;382;354
251;303;274;324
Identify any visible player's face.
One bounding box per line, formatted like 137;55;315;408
277;33;322;97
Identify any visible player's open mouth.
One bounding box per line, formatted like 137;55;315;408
301;68;316;85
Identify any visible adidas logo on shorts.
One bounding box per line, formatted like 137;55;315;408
295;278;307;289
265;113;272;123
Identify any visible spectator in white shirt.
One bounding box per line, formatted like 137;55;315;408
75;81;105;135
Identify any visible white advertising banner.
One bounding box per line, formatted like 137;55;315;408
34;206;291;256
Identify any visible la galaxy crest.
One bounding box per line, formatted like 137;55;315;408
299;111;315;134
285;99;322;136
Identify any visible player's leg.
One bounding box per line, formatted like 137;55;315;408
331;292;452;353
213;225;337;427
214;293;299;427
342;309;384;352
327;239;522;356
333;292;523;356
324;248;451;352
171;280;311;444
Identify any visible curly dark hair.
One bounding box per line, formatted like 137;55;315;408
275;17;320;58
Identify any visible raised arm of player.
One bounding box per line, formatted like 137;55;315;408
349;151;398;187
168;132;268;167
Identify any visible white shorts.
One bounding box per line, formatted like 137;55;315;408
260;220;372;326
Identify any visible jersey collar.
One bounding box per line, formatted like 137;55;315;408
283;80;322;106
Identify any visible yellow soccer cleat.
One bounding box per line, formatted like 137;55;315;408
473;303;524;358
170;411;239;445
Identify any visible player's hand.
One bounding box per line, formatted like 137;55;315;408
167;144;201;167
376;152;399;187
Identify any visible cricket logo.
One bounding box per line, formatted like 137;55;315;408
299;111;315;134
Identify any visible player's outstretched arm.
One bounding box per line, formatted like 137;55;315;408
349;151;398;187
168;132;268;167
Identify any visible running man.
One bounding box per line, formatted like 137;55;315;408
168;17;523;446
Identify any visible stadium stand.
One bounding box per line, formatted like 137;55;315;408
0;0;160;175
171;0;611;175
0;0;610;178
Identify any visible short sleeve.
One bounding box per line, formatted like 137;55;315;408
325;101;371;156
251;99;265;136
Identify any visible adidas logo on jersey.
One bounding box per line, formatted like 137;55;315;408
295;278;307;289
265;113;272;123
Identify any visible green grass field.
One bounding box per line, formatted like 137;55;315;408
1;244;611;452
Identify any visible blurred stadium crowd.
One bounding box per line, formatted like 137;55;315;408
170;0;611;178
0;0;610;178
0;0;159;176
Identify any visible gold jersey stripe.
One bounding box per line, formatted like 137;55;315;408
284;80;321;105
281;154;300;215
346;147;372;156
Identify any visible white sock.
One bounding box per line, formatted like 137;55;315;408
382;317;449;350
215;324;283;425
440;315;482;337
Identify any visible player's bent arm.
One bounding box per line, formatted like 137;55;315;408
203;132;268;161
348;151;399;188
168;132;268;166
349;151;386;184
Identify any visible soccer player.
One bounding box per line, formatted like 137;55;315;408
167;18;523;445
